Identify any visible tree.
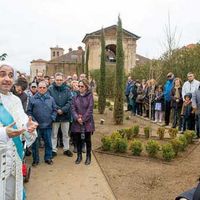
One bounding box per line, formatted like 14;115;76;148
114;16;125;124
0;53;7;61
81;51;85;74
98;28;106;114
85;46;89;78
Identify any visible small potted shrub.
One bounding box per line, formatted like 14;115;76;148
146;140;160;158
168;128;178;139
101;136;112;151
144;126;151;139
184;130;196;144
106;101;111;107
130;139;143;156
178;135;188;151
125;116;130;120
109;106;113;111
157;127;165;140
162;143;175;162
112;137;128;153
132;125;140;137
170;138;182;156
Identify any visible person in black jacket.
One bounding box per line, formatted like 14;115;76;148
48;72;73;157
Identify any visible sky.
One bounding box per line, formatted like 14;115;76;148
0;0;200;74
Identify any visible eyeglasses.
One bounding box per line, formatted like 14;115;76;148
38;87;46;89
78;85;85;88
55;79;63;81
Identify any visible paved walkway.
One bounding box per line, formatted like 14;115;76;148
25;150;116;200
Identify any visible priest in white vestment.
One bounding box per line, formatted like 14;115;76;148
0;64;37;200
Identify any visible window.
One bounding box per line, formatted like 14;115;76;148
57;52;59;56
53;51;55;57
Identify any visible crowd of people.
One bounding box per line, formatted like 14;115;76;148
125;72;200;137
2;61;200;200
0;64;95;200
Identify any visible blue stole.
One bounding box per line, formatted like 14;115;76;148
0;102;26;200
0;102;23;160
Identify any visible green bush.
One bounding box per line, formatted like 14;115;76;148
130;140;143;156
144;126;151;139
106;101;111;107
109;106;113;111
117;129;126;138
132;125;140;137
178;135;188;151
101;136;112;151
184;130;196;144
123;128;133;140
162;143;175;162
110;131;122;141
112;137;128;153
146;140;160;158
168;128;178;139
125;116;130;120
94;101;98;109
157;127;165;140
170;138;182;156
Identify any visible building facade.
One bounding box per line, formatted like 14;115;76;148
82;25;140;73
30;59;47;81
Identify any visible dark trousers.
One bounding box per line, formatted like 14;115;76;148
172;107;182;130
32;128;53;162
74;132;92;155
164;101;171;125
131;99;137;115
126;95;132;111
182;115;195;132
196;115;200;137
136;103;143;116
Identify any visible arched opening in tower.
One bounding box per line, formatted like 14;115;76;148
105;44;116;63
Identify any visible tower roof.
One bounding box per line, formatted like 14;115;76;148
82;25;140;43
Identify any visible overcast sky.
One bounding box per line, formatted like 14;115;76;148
0;0;200;74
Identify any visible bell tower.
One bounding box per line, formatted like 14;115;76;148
50;45;64;59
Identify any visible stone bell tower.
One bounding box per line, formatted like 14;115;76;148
50;45;64;60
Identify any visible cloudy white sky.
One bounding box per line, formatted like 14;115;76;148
0;0;200;74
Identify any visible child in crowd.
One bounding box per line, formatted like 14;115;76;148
181;93;195;131
154;85;164;123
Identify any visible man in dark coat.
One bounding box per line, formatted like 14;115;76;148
48;72;73;157
27;81;57;165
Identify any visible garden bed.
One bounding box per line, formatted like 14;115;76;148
99;125;200;163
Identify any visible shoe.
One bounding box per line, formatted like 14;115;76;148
52;152;57;158
85;154;91;165
32;161;39;167
75;154;82;164
63;150;73;157
45;159;53;165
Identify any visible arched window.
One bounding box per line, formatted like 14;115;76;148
105;44;116;62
